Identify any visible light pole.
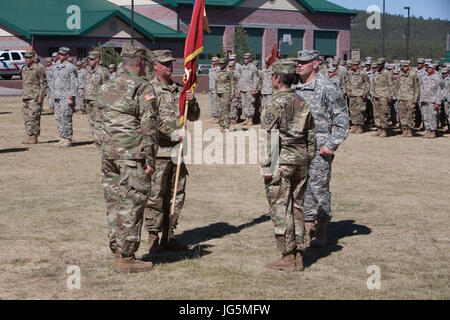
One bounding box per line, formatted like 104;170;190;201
131;0;135;45
404;6;410;60
382;0;385;57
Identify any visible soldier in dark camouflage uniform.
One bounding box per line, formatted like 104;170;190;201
98;44;158;273
75;61;86;115
21;51;47;144
372;57;395;137
143;50;201;253
85;51;110;149
215;58;235;131
261;60;316;271
294;50;349;248
346;57;370;134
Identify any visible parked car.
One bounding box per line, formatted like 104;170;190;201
0;50;26;79
197;64;212;74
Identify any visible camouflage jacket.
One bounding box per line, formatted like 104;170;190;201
372;68;395;99
395;70;420;101
330;75;344;94
77;68;86;90
260;88;316;175
420;72;445;104
98;69;158;167
257;69;263;92
52;61;78;99
413;67;427;86
208;66;219;91
22;62;47;101
294;72;349;153
335;69;348;95
215;68;235;97
238;63;259;92
346;69;370;97
85;65;110;101
150;76;201;157
444;77;450;102
261;67;273;95
45;65;53;98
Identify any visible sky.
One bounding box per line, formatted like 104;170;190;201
331;0;450;20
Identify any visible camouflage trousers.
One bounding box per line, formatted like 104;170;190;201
85;99;102;149
216;92;231;129
444;101;450;126
241;91;255;117
230;95;242;119
76;89;85;111
101;158;151;256
304;152;334;222
372;97;390;129
349;96;366;126
397;99;416;129
264;164;307;255
261;94;272;113
421;102;438;131
22;99;42;136
54;98;74;139
144;158;187;234
209;90;218;118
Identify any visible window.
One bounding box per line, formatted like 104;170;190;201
11;52;21;60
1;52;10;61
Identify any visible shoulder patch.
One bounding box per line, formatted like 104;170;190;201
144;92;155;101
335;96;347;109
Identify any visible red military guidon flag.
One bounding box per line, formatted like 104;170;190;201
179;0;209;125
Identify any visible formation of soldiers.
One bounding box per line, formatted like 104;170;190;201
209;53;450;139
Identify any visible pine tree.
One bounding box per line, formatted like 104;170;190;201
233;25;252;64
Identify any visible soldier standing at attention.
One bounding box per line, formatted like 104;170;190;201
108;64;117;80
371;57;394;137
253;60;263;123
261;60;316;271
144;50;201;253
442;68;450;133
21;51;47;144
44;57;54;114
52;47;78;147
85;51;110;149
420;63;445;139
238;53;259;125
215;58;235;131
346;57;370;134
294;50;349;248
208;56;219;123
261;59;273;114
395;60;420;137
98;44;158;273
75;61;86;115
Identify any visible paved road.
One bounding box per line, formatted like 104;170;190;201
0;87;22;96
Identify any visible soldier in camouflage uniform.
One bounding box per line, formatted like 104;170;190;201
261;60;273;114
371;57;395;137
52;47;78;147
261;59;316;271
346;57;370;134
253;60;263;123
108;64;117;80
44;57;54;114
238;53;259;125
215;58;235;131
294;50;349;248
208;57;219;122
395;60;420;137
85;51;110;149
75;61;86;115
21;51;47;144
442;68;450;132
144;50;201;253
229;60;242;124
420;63;445;139
98;44;158;273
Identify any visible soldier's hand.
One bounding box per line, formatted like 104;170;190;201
413;100;417;104
68;97;74;105
179;128;186;142
186;92;194;101
145;165;155;176
388;98;393;104
236;93;240;98
362;95;367;100
262;173;272;179
251;91;256;95
434;104;440;110
37;98;42;105
320;145;334;157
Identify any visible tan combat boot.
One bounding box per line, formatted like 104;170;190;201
265;253;297;272
58;138;72;147
372;128;381;136
22;135;38;144
148;232;163;254
230;119;238;125
354;126;364;134
76;110;85;115
295;250;304;271
427;130;436;139
400;129;408;137
304;221;316;248
423;130;430;138
241;117;249;125
406;128;413;137
310;220;329;248
379;129;387;137
48;108;54;114
349;126;356;134
113;254;154;273
247;117;253;126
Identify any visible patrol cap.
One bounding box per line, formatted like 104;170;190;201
243;53;252;59
425;63;436;69
46;57;52;62
153;49;176;63
402;60;411;66
377;57;386;64
393;69;400;74
229;54;237;60
366;56;373;62
386;63;393;70
253;61;259;66
346;60;352;66
271;59;297;75
52;52;59;57
219;58;227;64
121;44;150;60
228;61;236;67
88;51;101;60
417;58;425;64
327;67;336;73
433;59;440;66
68;57;75;62
361;62;366;67
319;55;324;61
425;58;432;64
441;67;448;73
99;60;104;65
108;64;116;69
371;63;378;68
332;59;339;66
24;50;35;58
58;47;70;55
76;61;83;66
211;56;219;62
296;50;319;62
352;57;361;65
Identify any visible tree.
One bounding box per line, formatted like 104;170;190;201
233;25;252;63
91;44;122;67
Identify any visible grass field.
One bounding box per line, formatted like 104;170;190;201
0;94;449;299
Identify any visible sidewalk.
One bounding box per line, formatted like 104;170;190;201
0;87;22;96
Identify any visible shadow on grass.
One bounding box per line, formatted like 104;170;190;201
303;219;371;269
142;214;270;264
0;147;28;154
0;111;12;115
72;141;94;147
